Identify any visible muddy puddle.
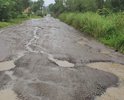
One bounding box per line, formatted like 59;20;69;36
48;55;74;68
87;62;124;100
0;61;15;71
0;89;18;100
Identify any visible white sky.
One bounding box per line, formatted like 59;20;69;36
44;0;55;6
32;0;55;6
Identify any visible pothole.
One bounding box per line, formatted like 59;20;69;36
0;89;19;100
0;61;15;71
87;62;124;100
48;55;74;68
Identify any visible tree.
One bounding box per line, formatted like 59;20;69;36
49;0;65;15
49;0;124;16
0;0;16;21
31;0;44;13
0;0;35;21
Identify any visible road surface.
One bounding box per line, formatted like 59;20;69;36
0;16;124;100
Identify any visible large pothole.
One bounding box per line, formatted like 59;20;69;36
87;62;124;100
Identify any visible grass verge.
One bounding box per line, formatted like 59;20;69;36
59;12;124;53
0;15;41;28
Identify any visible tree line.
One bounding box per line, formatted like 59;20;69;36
0;0;44;21
49;0;124;16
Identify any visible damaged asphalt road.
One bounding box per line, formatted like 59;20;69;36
0;16;124;100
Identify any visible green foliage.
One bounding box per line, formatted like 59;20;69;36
0;18;26;28
31;0;44;16
0;0;15;21
59;12;124;53
0;0;44;21
0;15;41;28
17;14;28;18
51;0;124;53
35;10;43;17
49;0;124;16
0;22;10;28
49;0;65;16
97;8;112;16
0;0;31;21
59;12;116;37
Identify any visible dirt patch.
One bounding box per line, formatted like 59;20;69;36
0;61;15;71
87;62;124;100
0;89;19;100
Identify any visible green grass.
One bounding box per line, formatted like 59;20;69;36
0;15;41;28
0;22;11;28
0;18;28;28
59;12;124;53
29;15;42;19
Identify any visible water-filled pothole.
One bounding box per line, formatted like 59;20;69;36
0;89;19;100
0;61;15;71
87;62;124;100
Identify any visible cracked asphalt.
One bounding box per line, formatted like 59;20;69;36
0;16;124;100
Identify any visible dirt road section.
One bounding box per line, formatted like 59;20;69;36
0;16;124;100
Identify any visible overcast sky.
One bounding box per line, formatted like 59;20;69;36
44;0;55;6
32;0;55;6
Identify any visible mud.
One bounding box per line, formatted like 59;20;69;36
87;62;124;100
0;16;124;100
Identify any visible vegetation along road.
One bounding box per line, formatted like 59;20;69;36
0;16;124;100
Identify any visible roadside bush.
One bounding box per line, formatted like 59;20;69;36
64;13;75;25
17;14;28;18
59;12;116;37
97;8;112;16
101;33;124;53
59;13;67;22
